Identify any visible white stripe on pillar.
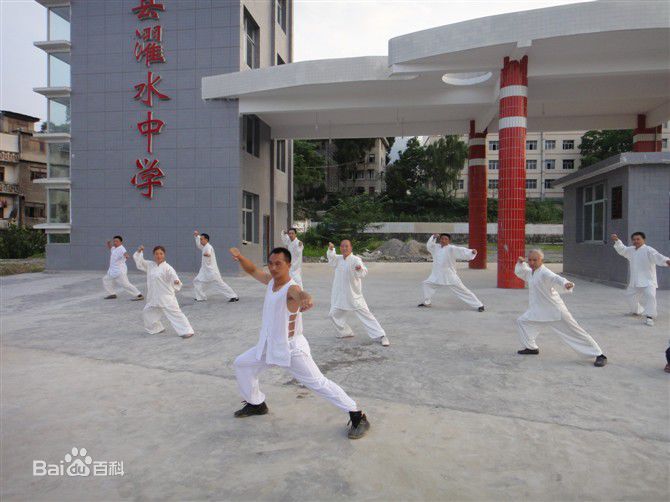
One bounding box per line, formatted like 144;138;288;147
468;138;486;146
499;85;528;99
633;133;657;142
468;158;486;167
499;116;527;129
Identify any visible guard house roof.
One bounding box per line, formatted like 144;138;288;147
202;1;670;139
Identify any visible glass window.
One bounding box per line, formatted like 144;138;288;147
545;140;556;150
488;140;498;151
244;9;259;69
48;233;70;244
525;179;537;189
0;167;4;181
48;142;70;178
48;54;71;87
662;138;668;150
563;140;575;150
488;179;498;189
30;169;46;181
562;159;575;170
48;6;70;41
488;160;498;170
611;186;623;220
242;191;259;243
276;140;286;172
244;115;260;157
368;169;374;179
368;153;375;163
544;179;554;189
277;0;287;33
582;183;605;242
48;188;70;223
526;159;537;170
368;186;375;194
25;203;45;219
545;159;555;170
526;140;537;150
457;179;464;189
48;97;70;133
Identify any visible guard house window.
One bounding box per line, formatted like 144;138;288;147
488;140;498;151
526;140;537;150
488;160;498;170
276;140;286;172
243;115;260;157
48;233;70;244
525;179;537;189
242;191;259;243
545;159;556;170
545;139;556;150
563;140;575;150
277;0;287;33
526;159;537;170
583;184;605;242
244;9;260;69
544;179;554;189
488;179;498;189
611;185;623;220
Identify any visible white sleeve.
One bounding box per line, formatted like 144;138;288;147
514;262;532;282
281;232;290;246
426;236;437;252
353;258;368;278
613;239;632;259
133;251;149;272
648;247;670;267
327;248;338;267
454;246;476;261
195;235;203;250
166;265;182;292
547;269;572;294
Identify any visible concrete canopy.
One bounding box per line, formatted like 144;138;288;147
202;1;670;139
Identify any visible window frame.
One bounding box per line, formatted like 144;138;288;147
488;140;498;151
582;183;606;243
544;139;556;150
525;178;537;189
242;191;259;244
488;159;499;170
611;185;623;220
277;0;287;33
275;139;286;172
243;9;260;69
562;139;575;150
562;159;575;170
526;140;537;151
526;159;537;170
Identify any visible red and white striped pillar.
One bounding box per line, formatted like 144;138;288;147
633;114;662;152
468;120;487;269
497;56;528;289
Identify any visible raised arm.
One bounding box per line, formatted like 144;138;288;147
287;284;314;313
611;234;632;259
194;231;203;250
280;230;290;246
133;247;149;273
426;234;437;252
327;243;338;267
229;247;271;284
514;257;532;282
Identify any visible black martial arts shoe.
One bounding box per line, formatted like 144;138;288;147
234;401;268;417
478;306;485;312
594;355;607;367
229;297;240;303
347;412;370;439
417;303;431;308
104;295;117;300
131;294;144;301
517;348;539;355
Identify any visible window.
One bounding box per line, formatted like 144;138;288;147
48;233;69;244
583;184;605;242
244;9;260;69
368;186;375;195
525;179;537;189
356;171;365;180
544;179;554;189
355;187;364;194
0;167;4;181
526;159;537;170
242;191;259;243
562;159;575;170
488;179;498;189
488;160;499;170
276;54;285;65
545;140;556;150
48;142;70;178
457;179;464;189
368;153;375;163
25;203;45;219
275;140;286;172
611;186;623;220
48;6;70;41
48;54;70;87
526;140;537;150
243;115;260;157
30;169;46;180
662;138;668;150
488;140;498;151
277;0;287;33
48;97;70;133
368;169;374;180
545;159;556;170
48;188;70;223
563;140;575;150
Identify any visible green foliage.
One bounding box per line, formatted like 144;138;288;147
332;138;376;181
293;140;327;219
525;199;563;223
579;129;633;168
423;135;468;197
384;137;426;200
0;225;47;259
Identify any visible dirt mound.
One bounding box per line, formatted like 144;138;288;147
364;239;431;262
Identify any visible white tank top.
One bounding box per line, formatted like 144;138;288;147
254;278;306;367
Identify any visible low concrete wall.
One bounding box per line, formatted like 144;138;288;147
363;222;563;235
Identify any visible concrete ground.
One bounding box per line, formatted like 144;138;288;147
1;262;668;501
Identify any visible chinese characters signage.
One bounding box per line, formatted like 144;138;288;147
131;0;169;199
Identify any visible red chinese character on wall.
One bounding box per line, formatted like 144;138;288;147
134;40;166;67
131;158;165;198
137;110;165;154
134;71;170;107
131;0;165;21
135;25;162;42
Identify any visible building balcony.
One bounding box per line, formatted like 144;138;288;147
33;86;71;99
33;40;71;55
33;177;70;187
0;182;21;195
33;222;71;232
35;0;70;7
33;132;71;143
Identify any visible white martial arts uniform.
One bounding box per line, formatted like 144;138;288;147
614;239;669;318
327;248;386;340
102;245;142;297
133;251;194;336
281;233;304;288
234;278;358;412
421;236;483;309
515;262;602;357
193;236;238;301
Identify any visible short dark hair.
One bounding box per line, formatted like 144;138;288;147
440;233;451;240
269;247;291;263
200;233;210;241
153;245;166;254
631;231;646;240
288;227;298;234
113;235;123;242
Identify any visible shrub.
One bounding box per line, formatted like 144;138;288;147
0;225;47;259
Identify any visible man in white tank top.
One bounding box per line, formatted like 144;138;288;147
229;246;371;439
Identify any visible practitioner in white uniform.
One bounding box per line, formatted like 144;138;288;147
281;227;303;288
327;240;390;347
230;246;371;439
133;245;194;339
102;235;144;301
515;250;607;367
193;230;239;302
418;233;484;311
611;232;670;327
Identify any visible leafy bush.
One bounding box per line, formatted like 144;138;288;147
0;225;47;259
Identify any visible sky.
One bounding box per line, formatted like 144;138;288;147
0;0;590;124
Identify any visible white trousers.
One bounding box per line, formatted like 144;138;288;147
625;286;657;318
103;273;141;297
329;306;386;339
422;279;483;309
233;340;358;412
517;311;603;357
193;276;237;301
142;305;193;336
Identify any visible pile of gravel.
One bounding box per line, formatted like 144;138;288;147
361;239;431;262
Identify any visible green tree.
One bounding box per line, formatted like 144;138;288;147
384;137;426;200
293;140;327;219
424;135;468;197
0;225;46;259
579;129;633;168
316;195;384;245
333;138;376;181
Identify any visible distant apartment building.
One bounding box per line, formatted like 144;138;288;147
0;111;47;228
323;138;389;195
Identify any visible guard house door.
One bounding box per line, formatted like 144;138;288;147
262;214;270;264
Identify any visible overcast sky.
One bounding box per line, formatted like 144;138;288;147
0;0;590;122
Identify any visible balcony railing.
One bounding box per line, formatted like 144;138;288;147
0;182;21;195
